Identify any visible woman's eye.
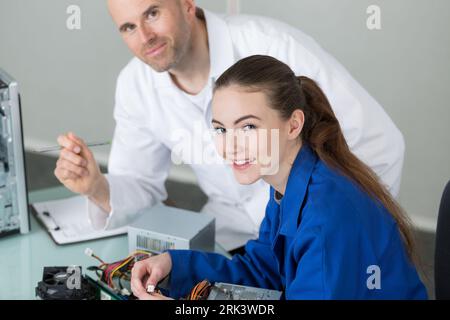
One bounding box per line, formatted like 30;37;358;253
243;124;256;131
214;127;226;135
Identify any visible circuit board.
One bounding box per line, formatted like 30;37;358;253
207;283;282;300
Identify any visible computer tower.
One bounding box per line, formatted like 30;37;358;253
0;69;30;237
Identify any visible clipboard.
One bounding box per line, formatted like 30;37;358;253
32;196;127;245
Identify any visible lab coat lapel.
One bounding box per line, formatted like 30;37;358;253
202;10;236;120
152;69;186;109
203;9;236;82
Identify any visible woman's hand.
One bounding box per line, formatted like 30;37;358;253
135;292;173;300
131;253;173;300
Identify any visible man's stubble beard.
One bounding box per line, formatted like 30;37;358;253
145;22;192;73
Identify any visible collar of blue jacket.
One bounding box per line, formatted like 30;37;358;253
275;143;318;237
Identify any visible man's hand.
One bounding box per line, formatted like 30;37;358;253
54;132;111;213
131;253;173;300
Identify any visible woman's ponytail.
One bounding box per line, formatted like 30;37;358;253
298;75;417;266
215;55;418;265
297;76;347;168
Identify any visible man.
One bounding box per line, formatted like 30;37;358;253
54;0;405;252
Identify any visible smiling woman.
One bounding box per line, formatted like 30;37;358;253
211;55;418;262
130;55;428;300
211;88;284;184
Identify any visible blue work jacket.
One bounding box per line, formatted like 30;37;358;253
168;145;427;299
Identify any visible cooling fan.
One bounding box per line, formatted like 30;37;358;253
35;266;96;300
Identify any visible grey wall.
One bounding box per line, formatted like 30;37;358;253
0;0;449;231
240;0;450;231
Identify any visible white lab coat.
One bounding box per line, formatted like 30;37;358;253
88;9;405;251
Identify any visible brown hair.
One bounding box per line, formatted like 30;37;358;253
214;55;417;264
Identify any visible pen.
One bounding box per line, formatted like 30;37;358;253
32;141;111;154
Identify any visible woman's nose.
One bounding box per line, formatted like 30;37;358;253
225;131;246;158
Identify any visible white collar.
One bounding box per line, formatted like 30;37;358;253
204;9;235;81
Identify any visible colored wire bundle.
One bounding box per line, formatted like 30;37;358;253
186;280;212;300
86;248;151;294
86;248;215;299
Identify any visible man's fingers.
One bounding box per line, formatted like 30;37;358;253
68;132;90;151
56;167;80;180
57;134;81;154
60;149;87;167
68;132;83;143
67;132;95;162
57;159;88;177
54;167;80;181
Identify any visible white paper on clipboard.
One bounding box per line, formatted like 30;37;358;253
32;196;127;245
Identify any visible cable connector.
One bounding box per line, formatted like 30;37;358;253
147;284;155;294
121;288;131;296
84;247;94;257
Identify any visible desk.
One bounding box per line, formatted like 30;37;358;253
0;186;229;300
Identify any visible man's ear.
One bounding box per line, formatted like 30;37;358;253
180;0;196;17
287;109;305;141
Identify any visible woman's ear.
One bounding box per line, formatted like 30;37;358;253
287;110;305;141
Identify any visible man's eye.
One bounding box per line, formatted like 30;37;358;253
147;9;159;21
121;25;136;33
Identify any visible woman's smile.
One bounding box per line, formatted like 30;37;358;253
232;158;256;171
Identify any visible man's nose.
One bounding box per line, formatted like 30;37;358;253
137;24;156;46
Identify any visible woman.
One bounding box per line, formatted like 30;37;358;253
130;55;427;300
